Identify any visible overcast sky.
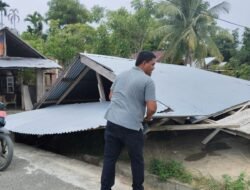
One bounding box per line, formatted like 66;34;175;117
4;0;250;36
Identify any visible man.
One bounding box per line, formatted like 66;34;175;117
101;51;157;190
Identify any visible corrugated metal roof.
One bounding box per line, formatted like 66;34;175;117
1;27;45;58
5;102;108;135
82;53;250;117
0;57;61;69
9;53;250;135
36;57;86;105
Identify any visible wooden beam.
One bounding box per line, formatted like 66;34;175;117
202;128;221;144
148;123;239;132
56;67;90;105
96;73;106;102
36;69;45;103
151;118;170;128
236;101;250;113
80;55;116;82
171;118;186;124
203;119;217;124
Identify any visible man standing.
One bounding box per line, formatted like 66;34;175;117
101;51;157;190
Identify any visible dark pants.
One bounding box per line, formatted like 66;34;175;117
101;121;144;190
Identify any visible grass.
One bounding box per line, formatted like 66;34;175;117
222;173;250;190
149;158;250;190
149;158;192;183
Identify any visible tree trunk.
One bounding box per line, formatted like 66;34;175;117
184;50;193;66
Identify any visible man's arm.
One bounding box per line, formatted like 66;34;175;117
109;91;112;100
145;100;157;121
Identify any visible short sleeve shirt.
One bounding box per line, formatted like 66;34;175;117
105;67;156;131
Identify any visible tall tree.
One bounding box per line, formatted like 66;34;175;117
0;0;9;27
155;0;230;66
106;8;133;57
106;0;157;57
131;0;157;52
46;0;89;26
224;28;250;80
89;5;105;23
24;11;44;36
45;20;96;65
212;27;234;62
8;8;20;29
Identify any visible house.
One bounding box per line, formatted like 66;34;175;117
5;53;250;144
0;27;61;110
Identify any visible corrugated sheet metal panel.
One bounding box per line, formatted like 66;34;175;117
5;102;108;135
44;58;86;101
82;53;250;117
0;57;61;68
6;53;250;135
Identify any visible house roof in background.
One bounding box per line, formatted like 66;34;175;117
0;57;61;69
0;27;61;69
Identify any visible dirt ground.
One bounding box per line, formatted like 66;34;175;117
15;128;250;182
144;129;250;180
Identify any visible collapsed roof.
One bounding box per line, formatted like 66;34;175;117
5;53;250;135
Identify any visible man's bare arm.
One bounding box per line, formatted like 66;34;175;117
145;100;157;121
109;91;113;100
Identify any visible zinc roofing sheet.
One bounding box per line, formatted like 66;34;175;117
6;102;108;135
45;58;85;101
0;57;61;69
82;53;250;117
6;53;250;135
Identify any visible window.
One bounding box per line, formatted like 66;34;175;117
6;76;14;94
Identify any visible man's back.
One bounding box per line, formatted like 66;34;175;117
105;67;155;131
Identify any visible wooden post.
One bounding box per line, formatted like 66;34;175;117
19;70;24;110
96;73;106;102
36;69;45;103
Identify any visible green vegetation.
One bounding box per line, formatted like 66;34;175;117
154;0;229;65
149;158;250;190
46;0;90;26
149;158;192;183
223;173;250;190
1;0;249;80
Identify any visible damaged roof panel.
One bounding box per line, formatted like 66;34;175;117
6;53;250;135
6;102;108;135
40;58;87;102
83;53;250;117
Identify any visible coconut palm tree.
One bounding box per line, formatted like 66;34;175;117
8;8;20;29
155;0;230;66
0;0;9;28
24;11;44;35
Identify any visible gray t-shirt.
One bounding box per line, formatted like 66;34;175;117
105;66;156;131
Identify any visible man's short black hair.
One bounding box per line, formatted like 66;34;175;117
135;51;156;66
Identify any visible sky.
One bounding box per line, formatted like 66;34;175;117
3;0;250;36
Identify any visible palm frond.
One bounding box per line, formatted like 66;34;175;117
157;1;186;24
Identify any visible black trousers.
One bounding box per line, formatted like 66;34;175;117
101;121;144;190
